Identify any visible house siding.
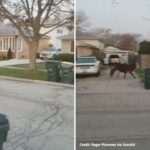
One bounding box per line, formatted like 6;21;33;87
17;38;50;59
76;39;104;59
77;40;104;49
77;47;93;57
62;40;74;53
40;26;71;49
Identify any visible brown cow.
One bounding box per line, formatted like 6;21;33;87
110;63;136;78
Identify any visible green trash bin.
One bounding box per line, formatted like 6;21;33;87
0;114;9;150
46;60;61;82
60;66;74;84
144;68;150;89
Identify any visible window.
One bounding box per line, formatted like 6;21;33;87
17;37;22;51
71;41;74;52
3;38;5;50
0;37;22;51
0;38;2;50
57;29;63;34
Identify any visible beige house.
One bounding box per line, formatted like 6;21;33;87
58;33;74;53
76;32;104;58
0;24;50;59
58;32;104;57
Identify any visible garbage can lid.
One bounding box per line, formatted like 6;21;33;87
0;114;9;126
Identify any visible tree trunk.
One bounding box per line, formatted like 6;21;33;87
28;39;39;72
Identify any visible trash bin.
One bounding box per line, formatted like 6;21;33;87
46;60;61;82
144;68;150;89
60;66;74;84
0;114;9;150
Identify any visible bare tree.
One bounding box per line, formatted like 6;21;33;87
76;10;90;32
107;33;141;51
0;0;74;71
89;27;112;45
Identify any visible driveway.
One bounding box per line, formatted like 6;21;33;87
0;79;74;150
77;68;150;150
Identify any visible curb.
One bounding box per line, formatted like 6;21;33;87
0;75;74;88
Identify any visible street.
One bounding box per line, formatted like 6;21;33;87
77;68;150;150
0;78;74;150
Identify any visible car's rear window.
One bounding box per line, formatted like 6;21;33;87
77;57;96;63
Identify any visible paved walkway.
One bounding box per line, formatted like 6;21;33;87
0;59;44;67
0;59;73;68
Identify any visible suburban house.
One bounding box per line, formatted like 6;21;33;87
40;23;73;50
58;32;104;56
104;46;136;65
76;32;104;58
0;24;50;59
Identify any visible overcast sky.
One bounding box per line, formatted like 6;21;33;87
76;0;150;39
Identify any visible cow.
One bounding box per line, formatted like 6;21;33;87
110;63;137;78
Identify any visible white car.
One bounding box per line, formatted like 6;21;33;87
110;58;120;64
40;47;61;59
76;56;101;76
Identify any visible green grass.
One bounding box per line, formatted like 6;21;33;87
11;63;47;70
135;68;144;80
0;67;48;81
0;62;74;83
0;63;48;81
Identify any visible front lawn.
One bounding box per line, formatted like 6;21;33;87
0;63;48;81
11;62;47;70
0;62;74;84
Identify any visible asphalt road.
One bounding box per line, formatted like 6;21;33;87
0;79;74;150
76;68;150;150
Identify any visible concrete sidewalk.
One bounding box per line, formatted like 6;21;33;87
0;59;74;67
0;59;44;67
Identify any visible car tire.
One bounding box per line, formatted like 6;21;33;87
95;70;100;77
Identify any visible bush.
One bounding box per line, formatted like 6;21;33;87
98;51;105;61
139;41;150;55
90;50;105;61
52;53;74;63
7;48;13;59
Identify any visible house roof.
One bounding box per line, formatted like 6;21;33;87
57;32;74;40
0;24;50;39
104;46;134;53
0;24;19;36
76;32;101;40
105;46;122;51
58;31;102;40
77;41;100;49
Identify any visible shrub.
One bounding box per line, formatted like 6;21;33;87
52;53;74;63
7;48;13;59
139;41;150;55
91;50;105;61
2;55;6;60
98;51;105;61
